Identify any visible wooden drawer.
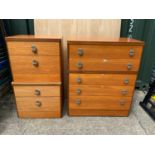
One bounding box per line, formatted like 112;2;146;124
13;85;60;97
16;97;61;118
69;96;132;111
69;73;137;86
69;45;142;59
16;97;60;111
69;85;134;97
18;111;61;118
7;41;60;56
9;55;60;74
69;58;140;72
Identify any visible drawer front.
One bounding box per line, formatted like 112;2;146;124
7;41;60;56
69;96;132;111
13;85;60;97
69;58;140;72
69;74;137;86
69;45;142;59
13;74;60;83
69;85;134;97
18;111;61;118
9;56;60;74
16;97;60;112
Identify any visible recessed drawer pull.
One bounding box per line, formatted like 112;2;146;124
76;88;81;95
129;49;135;57
76;77;82;84
75;99;81;105
77;48;84;56
35;101;42;107
124;78;129;84
127;63;132;70
76;62;83;69
121;89;128;95
32;60;39;67
31;45;37;53
34;90;41;96
119;100;126;105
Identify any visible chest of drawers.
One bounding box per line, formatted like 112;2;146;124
68;37;144;116
6;35;63;118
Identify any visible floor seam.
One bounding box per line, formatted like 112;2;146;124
132;112;148;135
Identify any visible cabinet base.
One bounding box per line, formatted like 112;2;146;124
69;109;129;117
18;111;62;118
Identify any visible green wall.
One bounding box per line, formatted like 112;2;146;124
121;19;155;89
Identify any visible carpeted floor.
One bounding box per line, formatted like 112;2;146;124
0;90;155;135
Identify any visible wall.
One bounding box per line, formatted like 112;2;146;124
34;19;121;99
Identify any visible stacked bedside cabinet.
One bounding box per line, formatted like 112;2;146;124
6;35;63;118
68;37;144;116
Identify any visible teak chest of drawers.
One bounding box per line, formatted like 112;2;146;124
6;35;63;118
68;37;144;116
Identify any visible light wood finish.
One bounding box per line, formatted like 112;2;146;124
70;58;140;72
69;45;143;59
10;56;60;74
69;96;132;110
6;35;62;118
69;85;134;97
16;97;60;111
9;55;61;82
12;74;60;83
68;37;144;116
18;111;61;118
12;82;61;86
5;35;62;42
69;74;137;86
7;41;60;56
68;37;144;45
69;109;129;116
34;19;121;98
13;85;60;97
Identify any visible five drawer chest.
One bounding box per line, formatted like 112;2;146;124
68;37;144;116
6;35;63;118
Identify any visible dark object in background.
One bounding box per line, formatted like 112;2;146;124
0;20;11;98
140;64;155;120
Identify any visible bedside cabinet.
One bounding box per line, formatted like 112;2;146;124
67;37;144;116
6;35;63;118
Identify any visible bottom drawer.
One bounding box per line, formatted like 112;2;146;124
18;111;61;118
69;96;132;114
69;109;129;117
16;97;61;118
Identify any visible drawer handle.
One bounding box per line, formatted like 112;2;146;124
129;49;135;57
76;88;81;95
127;63;132;70
77;48;84;56
124;78;129;84
121;89;128;95
31;45;37;53
76;62;83;69
34;90;41;96
32;60;39;67
75;99;81;105
76;77;82;84
35;101;42;107
119;100;126;105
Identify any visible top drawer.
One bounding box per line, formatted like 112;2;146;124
7;41;60;56
69;45;143;59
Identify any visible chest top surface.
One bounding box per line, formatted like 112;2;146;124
67;37;144;46
5;35;62;42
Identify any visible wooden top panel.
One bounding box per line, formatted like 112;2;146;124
12;82;62;86
67;37;144;46
5;35;62;42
